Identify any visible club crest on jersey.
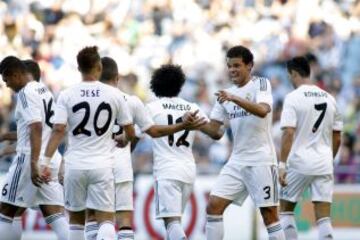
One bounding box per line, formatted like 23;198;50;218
245;93;252;101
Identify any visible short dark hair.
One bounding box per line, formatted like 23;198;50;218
226;45;254;65
286;56;311;78
22;59;41;82
77;46;101;74
0;56;27;77
150;64;186;97
100;57;118;82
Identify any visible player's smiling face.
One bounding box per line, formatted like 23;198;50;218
226;57;252;87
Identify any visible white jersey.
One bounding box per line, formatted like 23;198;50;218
15;81;61;168
113;94;154;182
53;81;132;170
280;85;343;175
146;97;207;183
210;76;277;166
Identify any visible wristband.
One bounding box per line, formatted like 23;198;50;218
278;161;286;169
41;156;52;166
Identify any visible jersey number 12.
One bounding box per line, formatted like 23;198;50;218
167;114;190;147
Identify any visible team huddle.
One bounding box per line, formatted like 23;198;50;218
0;45;342;240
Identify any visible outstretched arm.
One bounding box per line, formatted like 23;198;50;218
215;90;270;118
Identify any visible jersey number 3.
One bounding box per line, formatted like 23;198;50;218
167;114;190;147
312;103;327;133
72;101;112;136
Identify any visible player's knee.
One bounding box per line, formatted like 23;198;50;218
280;199;296;212
260;206;279;226
313;201;331;220
0;203;18;218
206;197;226;215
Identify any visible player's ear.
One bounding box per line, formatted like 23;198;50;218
247;62;253;71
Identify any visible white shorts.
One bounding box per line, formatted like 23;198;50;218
211;165;279;207
64;167;115;212
115;181;133;211
154;179;193;219
1;153;64;208
280;169;334;203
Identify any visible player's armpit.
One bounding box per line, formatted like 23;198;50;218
200;119;224;140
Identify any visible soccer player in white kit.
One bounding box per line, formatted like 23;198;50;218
146;64;223;240
84;57;204;240
278;57;342;240
204;46;285;240
41;46;136;240
0;57;68;240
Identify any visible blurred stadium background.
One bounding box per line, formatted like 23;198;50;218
0;0;359;239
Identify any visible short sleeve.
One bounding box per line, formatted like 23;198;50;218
116;94;133;126
280;95;297;128
131;96;154;132
53;91;69;125
333;103;343;131
19;88;42;125
210;101;226;123
255;78;273;107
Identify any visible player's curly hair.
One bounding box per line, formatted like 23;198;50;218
150;64;186;97
286;56;310;78
226;45;254;65
77;46;101;74
22;59;41;82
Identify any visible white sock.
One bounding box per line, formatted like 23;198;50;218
45;213;69;240
12;216;22;240
96;221;116;240
280;212;298;240
266;221;285;240
317;217;333;240
0;213;15;240
85;221;99;240
166;220;186;240
118;228;134;239
69;224;85;240
206;215;223;240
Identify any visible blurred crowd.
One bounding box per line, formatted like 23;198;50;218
0;0;360;183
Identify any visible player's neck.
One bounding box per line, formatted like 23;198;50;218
234;76;251;88
296;78;312;88
82;74;98;82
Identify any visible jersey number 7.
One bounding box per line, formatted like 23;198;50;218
312;103;327;133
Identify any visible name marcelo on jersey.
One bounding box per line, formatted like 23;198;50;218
162;103;191;111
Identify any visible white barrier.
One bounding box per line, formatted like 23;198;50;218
1;174;359;239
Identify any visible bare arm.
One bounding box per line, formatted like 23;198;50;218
0;144;16;157
44;124;66;159
0;132;17;142
198;119;225;140
29;122;43;187
216;90;271;118
145;122;188;138
280;127;295;164
123;124;136;142
332;131;341;158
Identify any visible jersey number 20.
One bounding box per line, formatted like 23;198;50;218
72;101;112;136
